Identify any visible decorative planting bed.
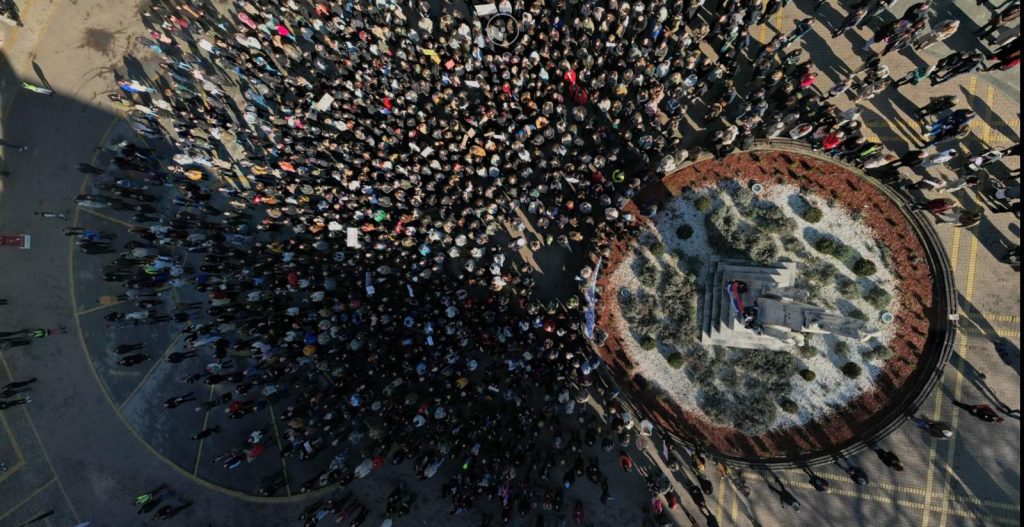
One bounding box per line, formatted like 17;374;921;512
595;150;944;461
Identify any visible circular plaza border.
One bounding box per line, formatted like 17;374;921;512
594;140;957;468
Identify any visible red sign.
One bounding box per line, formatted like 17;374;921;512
0;235;30;249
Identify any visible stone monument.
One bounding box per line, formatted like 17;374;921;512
701;260;879;350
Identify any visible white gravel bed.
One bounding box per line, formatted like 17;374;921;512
607;182;902;433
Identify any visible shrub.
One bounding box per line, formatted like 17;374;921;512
852;258;878;277
751;204;796;234
640;335;657;350
748;235;779;264
676;224;694;240
865;345;893;361
637;262;660;287
803;206;824;223
694;195;713;212
649;242;666;257
733;188;755;211
780;399;799;413
841;362;863;378
798;344;819;359
803;262;837;286
799;369;817;381
848;308;868;322
718;367;740;388
686;360;715;384
813;237;855;260
862;285;892;310
834;341;851;357
837;277;859;297
667;352;686;369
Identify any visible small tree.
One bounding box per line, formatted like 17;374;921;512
667;352;685;369
798;344;819;359
865;345;893;361
780;399;799;413
694;195;713;212
676;224;694;240
803;207;824;223
842;362;863;378
649;242;667;257
640;335;657;350
834;341;851;357
852;259;878;277
799;369;817;381
862;285;891;309
813;238;841;256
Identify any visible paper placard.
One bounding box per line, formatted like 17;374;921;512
314;93;335;111
346;227;361;248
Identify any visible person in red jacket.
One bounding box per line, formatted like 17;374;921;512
799;71;818;89
619;450;634;472
822;130;846;152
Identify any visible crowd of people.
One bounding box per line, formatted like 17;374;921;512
5;0;1020;524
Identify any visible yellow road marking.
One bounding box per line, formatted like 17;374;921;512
0;478;56;523
920;370;945;527
78;208;140;229
937;337;970;527
76;299;126;316
192;384;216;475
981;85;996;145
0;366;27;480
715;467;726;519
960;311;1020;324
949;228;961;275
962;327;1020;338
749;474;1017;523
964;236;979;302
66;119;319;502
116;331;184;411
729;483;738;522
268;404;292;496
935;236;980;527
19;406;81;522
809;470;1021;507
0;351;80;523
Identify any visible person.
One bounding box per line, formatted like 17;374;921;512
976;2;1021;41
874;448;905;471
910;415;955;438
953;211;983;228
118;354;150;367
0;397;31;409
165;394;195;409
915;96;959;119
921;149;959;167
836;459;869;485
191;426;220;440
0;139;30;152
766;476;800;510
833;8;868;37
134;484;167;506
985;35;1022;70
952;401;1006;423
786;18;816;45
1;378;37;392
894;63;935;87
913;20;960;50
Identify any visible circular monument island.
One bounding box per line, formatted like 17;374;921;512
594;145;955;466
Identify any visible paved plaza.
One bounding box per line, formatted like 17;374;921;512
0;0;1019;526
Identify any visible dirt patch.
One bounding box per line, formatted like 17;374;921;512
80;28;118;57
